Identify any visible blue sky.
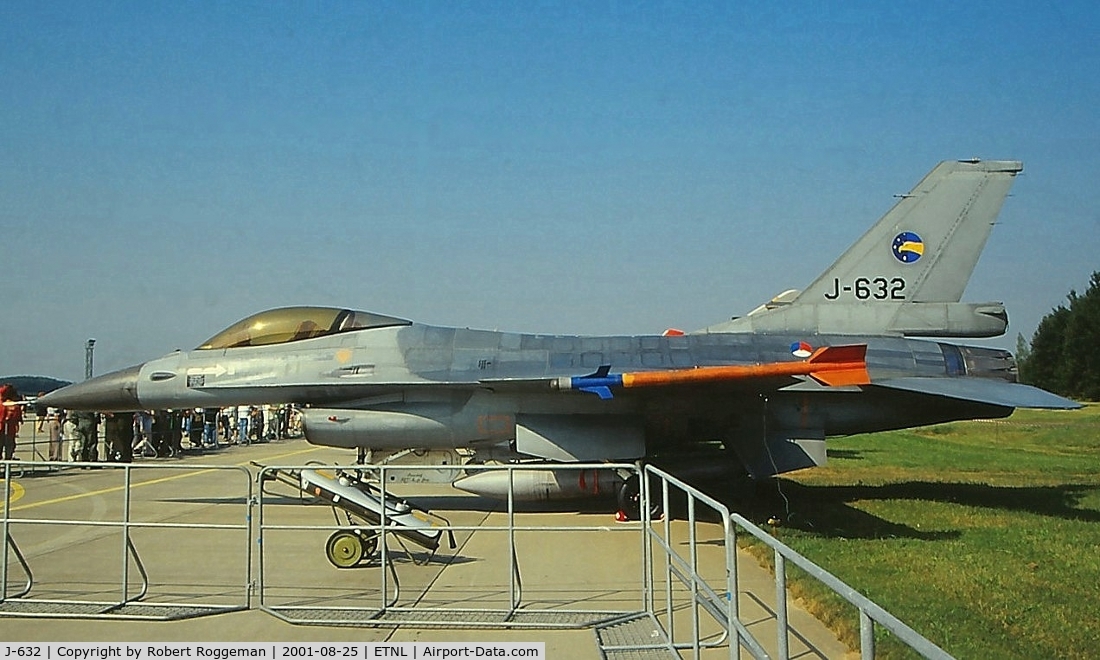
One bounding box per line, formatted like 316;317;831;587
2;2;1098;381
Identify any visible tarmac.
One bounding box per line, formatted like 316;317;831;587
2;427;852;659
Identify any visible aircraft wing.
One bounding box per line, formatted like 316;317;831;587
874;377;1080;410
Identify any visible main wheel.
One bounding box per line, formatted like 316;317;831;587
617;475;663;521
325;530;364;568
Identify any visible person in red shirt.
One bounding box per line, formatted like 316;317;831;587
0;384;24;460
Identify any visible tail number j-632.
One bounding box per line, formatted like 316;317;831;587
824;277;906;301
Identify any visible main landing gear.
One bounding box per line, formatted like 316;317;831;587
616;474;663;522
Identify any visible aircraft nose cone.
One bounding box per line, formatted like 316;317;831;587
38;364;143;412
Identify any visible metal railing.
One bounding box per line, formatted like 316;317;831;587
2;453;954;658
643;466;764;659
255;462;656;632
729;510;953;660
642;464;953;659
1;460;253;620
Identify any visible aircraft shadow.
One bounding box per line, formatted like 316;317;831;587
158;480;1100;542
700;479;1100;541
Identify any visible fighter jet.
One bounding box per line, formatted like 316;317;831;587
41;160;1077;512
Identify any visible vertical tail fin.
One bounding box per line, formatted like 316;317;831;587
706;160;1022;337
796;159;1022;304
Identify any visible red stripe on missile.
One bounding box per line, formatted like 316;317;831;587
620;344;870;389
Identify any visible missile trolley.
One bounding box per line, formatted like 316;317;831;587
261;465;454;568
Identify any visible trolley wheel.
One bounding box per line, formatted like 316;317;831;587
325;531;364;568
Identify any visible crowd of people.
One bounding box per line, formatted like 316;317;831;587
0;383;301;464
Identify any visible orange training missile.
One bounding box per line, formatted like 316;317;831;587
558;344;870;399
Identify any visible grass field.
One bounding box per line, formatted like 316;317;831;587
733;404;1100;659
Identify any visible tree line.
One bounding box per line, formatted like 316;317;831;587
1017;271;1100;401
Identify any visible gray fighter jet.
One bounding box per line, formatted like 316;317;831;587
41;160;1077;510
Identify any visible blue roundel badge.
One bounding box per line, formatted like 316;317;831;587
892;231;924;263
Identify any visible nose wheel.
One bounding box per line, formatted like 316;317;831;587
325;530;379;568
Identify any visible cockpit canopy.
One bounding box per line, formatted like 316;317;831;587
197;307;411;350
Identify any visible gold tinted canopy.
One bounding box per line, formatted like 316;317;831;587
197;307;411;350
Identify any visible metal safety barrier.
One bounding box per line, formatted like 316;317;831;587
641;464;953;659
2;451;954;658
255;462;659;636
1;460;253;620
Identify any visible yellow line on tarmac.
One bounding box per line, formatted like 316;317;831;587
5;480;25;506
7;445;323;513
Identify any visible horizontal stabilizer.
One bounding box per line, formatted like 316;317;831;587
875;377;1080;410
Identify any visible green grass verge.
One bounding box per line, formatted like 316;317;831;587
734;404;1100;659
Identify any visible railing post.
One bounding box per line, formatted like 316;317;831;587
861;608;875;660
641;464;656;619
661;475;674;646
256;467;267;610
121;464;132;604
246;474;255;610
775;549;789;659
2;462;9;601
727;516;740;660
508;465;519;610
379;465;391;610
688;493;701;658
